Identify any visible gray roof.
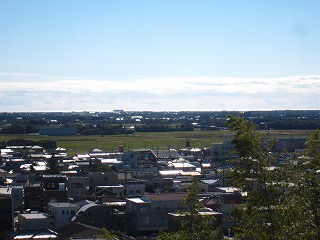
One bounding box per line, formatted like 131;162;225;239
48;202;78;208
151;149;181;159
19;212;50;219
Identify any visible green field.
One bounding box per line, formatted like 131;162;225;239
0;129;314;155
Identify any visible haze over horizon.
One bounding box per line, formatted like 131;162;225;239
1;1;320;112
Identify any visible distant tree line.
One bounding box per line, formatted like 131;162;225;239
267;119;320;130
135;123;194;132
5;139;57;150
1;111;320;135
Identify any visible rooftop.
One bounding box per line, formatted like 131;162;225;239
20;212;50;219
48;202;78;208
145;193;187;202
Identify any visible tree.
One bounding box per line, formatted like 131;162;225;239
48;152;58;174
303;129;320;238
227;115;319;240
157;178;223;240
98;227;118;240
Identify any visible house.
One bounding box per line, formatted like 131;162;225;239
42;175;68;211
211;138;237;161
17;212;54;230
88;172;132;192
24;185;43;211
67;176;88;199
126;193;187;234
146;177;164;190
71;201;126;231
159;170;202;182
146;149;181;162
121;151;140;168
0;185;24;211
93;185;125;199
167;159;198;172
0;195;14;233
201;189;243;231
127;166;158;179
265;137;307;153
55;222;104;240
200;179;223;192
12;228;60;240
125;181;145;197
98;158;124;170
48;202;79;228
54;147;68;157
28;145;46;160
168;208;222;232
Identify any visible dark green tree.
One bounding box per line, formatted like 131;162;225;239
227;115;318;240
48;152;58;174
303;129;320;238
157;178;223;240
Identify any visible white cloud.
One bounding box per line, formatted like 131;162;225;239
0;73;319;111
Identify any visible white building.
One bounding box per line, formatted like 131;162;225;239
48;202;79;228
211;138;237;161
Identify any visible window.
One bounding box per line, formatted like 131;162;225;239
62;210;65;215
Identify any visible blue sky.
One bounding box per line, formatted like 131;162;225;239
0;0;320;111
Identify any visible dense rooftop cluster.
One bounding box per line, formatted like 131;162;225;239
0;113;318;239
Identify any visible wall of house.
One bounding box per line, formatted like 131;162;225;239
18;213;54;230
0;195;14;232
125;183;145;197
48;204;79;228
73;205;124;230
126;198;185;233
88;172;119;192
67;176;87;198
121;151;140;168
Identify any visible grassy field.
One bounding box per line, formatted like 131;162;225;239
0;129;314;155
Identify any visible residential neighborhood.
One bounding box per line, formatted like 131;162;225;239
0;113;313;239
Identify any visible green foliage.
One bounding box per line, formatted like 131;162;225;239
48;153;59;174
227;116;320;240
38;139;57;149
6;138;56;150
0;140;6;149
157;179;223;240
306;129;320;165
98;227;118;240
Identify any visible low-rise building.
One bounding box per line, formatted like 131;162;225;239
67;176;87;199
0;195;14;233
71;201;126;231
48;202;79;228
126;193;187;234
18;212;54;230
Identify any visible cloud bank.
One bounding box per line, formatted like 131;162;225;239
0;73;319;112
